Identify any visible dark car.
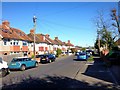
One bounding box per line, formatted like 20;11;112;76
36;54;45;63
40;54;56;63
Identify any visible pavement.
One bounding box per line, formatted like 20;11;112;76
74;56;120;90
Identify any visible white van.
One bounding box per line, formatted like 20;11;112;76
0;57;10;77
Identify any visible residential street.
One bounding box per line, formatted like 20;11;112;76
1;55;120;89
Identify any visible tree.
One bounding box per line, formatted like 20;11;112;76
94;39;105;50
56;48;62;57
93;10;116;51
111;9;120;34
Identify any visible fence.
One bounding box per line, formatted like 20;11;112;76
0;54;22;64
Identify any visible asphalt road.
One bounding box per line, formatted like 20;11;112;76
1;55;87;89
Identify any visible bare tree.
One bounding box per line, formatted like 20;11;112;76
94;10;116;51
111;8;120;34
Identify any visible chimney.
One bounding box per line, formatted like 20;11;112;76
68;40;70;43
30;29;34;34
46;34;50;38
2;20;10;29
55;37;58;40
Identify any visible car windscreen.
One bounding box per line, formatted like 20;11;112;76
79;53;86;55
12;58;23;62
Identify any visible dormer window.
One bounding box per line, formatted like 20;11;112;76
2;29;12;34
2;29;9;33
3;40;7;45
17;32;25;36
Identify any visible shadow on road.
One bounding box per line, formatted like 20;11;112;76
2;75;118;90
73;59;87;61
82;57;115;84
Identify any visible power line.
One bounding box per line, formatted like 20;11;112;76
38;18;90;31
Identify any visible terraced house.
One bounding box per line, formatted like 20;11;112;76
0;21;75;56
0;21;32;55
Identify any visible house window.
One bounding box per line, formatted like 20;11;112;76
39;47;44;51
16;42;18;45
45;47;48;51
13;42;15;45
53;47;56;51
10;42;12;45
3;41;7;45
23;41;27;46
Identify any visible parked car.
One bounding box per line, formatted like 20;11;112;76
0;57;10;77
40;54;56;63
8;57;38;71
77;52;88;60
86;52;91;57
36;54;45;63
75;52;80;56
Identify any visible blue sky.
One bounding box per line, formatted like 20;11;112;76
2;2;118;47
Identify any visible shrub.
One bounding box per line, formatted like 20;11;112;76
31;54;35;59
56;48;62;57
87;56;94;61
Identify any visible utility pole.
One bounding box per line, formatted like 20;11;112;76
97;29;101;56
33;16;37;60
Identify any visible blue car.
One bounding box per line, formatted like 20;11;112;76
77;52;88;60
8;57;38;71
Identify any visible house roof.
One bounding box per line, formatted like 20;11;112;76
0;21;32;41
115;38;120;45
45;34;56;45
66;40;74;46
27;30;47;43
54;37;64;45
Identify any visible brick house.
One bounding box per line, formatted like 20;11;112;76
0;21;75;56
54;37;65;51
0;21;32;55
45;34;57;53
66;40;74;49
27;30;49;55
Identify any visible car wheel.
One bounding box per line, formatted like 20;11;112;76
49;60;52;63
20;65;26;71
35;62;38;67
2;69;7;77
7;69;10;74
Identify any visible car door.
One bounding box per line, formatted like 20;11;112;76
28;58;35;67
24;58;32;67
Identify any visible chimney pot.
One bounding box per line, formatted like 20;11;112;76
46;34;50;37
55;37;58;40
30;29;34;34
68;40;70;43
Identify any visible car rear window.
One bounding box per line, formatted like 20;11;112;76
36;55;44;58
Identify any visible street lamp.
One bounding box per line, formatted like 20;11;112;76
33;16;37;60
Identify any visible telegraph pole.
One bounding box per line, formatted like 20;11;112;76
97;29;101;56
33;16;37;60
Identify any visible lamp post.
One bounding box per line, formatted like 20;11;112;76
33;16;37;60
